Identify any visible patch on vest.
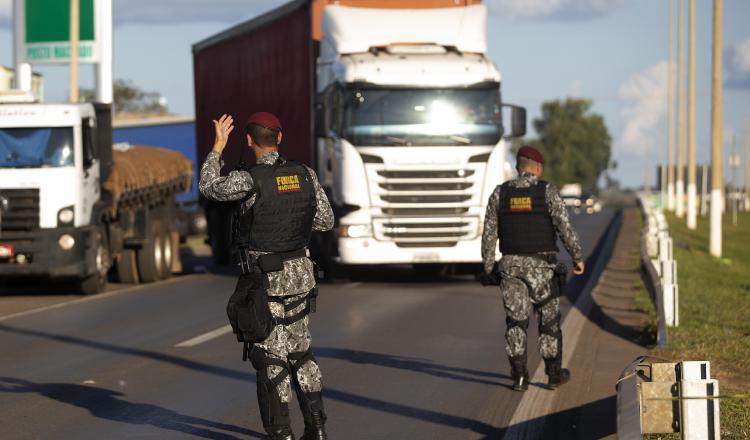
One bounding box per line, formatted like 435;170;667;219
509;196;532;212
276;175;302;193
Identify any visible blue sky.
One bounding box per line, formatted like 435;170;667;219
1;0;749;188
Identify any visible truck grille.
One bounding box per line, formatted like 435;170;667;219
368;163;483;247
0;188;40;232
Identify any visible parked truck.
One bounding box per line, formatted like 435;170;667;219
0;98;193;294
193;0;526;271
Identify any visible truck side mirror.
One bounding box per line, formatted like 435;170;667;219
502;104;527;139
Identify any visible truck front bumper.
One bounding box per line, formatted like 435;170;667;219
337;236;483;265
0;226;97;279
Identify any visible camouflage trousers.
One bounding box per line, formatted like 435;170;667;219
499;262;562;360
253;292;323;404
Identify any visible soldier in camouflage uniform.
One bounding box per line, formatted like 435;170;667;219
481;146;584;392
199;113;333;440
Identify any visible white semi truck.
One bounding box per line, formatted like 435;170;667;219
0;98;192;293
193;1;525;272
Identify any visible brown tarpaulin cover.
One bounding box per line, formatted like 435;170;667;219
105;145;193;208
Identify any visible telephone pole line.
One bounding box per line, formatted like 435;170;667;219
69;0;80;103
709;0;724;257
687;0;697;229
667;0;676;211
676;0;686;218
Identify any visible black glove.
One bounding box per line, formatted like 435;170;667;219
479;272;501;286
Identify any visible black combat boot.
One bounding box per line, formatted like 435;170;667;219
302;410;328;440
509;356;529;392
264;426;295;440
545;358;570;389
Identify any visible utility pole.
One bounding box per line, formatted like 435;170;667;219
676;0;685;218
69;0;80;103
709;0;723;257
701;164;708;216
687;0;697;229
645;143;652;196
731;135;738;226
667;0;676;211
745;118;749;211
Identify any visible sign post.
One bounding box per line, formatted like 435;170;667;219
12;0;113;103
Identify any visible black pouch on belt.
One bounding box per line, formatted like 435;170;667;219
257;253;284;273
226;275;275;343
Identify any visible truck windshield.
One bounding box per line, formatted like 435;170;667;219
0;127;75;168
343;87;502;146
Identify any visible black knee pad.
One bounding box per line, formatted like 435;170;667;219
506;316;530;332
251;349;291;429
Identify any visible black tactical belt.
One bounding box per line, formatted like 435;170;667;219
238;247;308;275
507;253;557;264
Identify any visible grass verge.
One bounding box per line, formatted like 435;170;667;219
650;211;750;438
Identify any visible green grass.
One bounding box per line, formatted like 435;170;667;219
652;211;750;437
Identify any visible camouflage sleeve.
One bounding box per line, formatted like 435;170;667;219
481;186;501;274
305;165;334;232
198;151;254;202
546;182;583;263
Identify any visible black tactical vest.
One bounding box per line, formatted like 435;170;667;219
497;180;558;255
233;157;316;253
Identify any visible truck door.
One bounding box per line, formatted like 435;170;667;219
319;85;345;207
80;118;100;226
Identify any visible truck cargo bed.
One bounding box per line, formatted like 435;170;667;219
105;145;193;212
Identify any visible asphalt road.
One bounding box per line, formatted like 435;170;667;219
0;209;615;440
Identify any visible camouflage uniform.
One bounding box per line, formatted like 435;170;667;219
199;150;333;429
481;171;582;362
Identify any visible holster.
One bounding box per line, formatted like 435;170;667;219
553;262;568;298
226;274;275;343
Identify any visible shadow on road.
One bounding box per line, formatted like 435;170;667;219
314;347;546;391
0;377;263;440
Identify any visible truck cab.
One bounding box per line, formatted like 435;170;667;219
315;5;525;268
0;101;112;288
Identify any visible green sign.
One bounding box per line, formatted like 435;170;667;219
21;0;99;63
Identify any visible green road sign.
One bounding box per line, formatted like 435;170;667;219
19;0;100;63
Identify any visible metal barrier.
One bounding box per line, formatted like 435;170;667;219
637;193;678;348
617;357;721;439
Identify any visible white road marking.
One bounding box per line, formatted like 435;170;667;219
502;214;622;440
175;325;233;348
0;275;200;323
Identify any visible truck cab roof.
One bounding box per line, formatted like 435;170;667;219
323;50;501;89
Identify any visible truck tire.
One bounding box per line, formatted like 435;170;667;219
79;229;110;295
117;249;140;284
137;221;166;283
160;227;174;279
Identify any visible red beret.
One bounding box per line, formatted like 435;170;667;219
517;145;544;165
247;112;282;132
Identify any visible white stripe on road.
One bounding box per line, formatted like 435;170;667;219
175;325;233;348
0;275;200;323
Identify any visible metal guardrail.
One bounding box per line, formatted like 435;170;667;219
636;193;679;347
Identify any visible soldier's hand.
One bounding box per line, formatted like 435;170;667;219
212;114;235;154
573;261;585;275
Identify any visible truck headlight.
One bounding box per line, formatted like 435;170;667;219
340;224;372;238
58;207;74;225
58;234;75;250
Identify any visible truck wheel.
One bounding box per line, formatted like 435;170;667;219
117;249;140;284
137;221;165;283
160;227;174;279
80;229;110;295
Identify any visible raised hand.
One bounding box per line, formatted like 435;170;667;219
212;114;235;154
